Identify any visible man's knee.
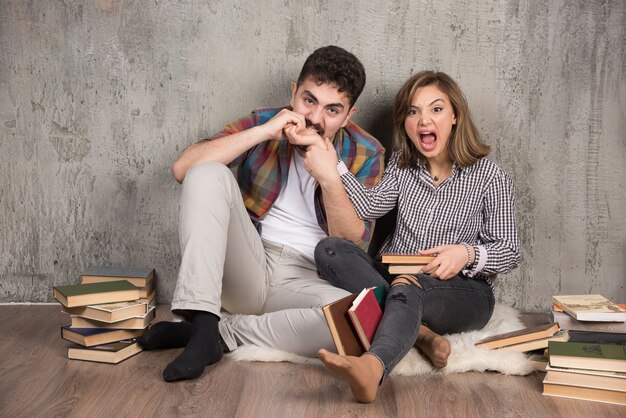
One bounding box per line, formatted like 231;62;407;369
185;161;233;185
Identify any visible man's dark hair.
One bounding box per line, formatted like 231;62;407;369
296;46;366;107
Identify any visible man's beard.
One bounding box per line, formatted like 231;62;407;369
305;119;324;137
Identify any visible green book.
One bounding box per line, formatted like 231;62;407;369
549;341;626;373
53;281;140;308
81;266;155;287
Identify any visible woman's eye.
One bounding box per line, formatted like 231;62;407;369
433;107;443;113
407;109;417;116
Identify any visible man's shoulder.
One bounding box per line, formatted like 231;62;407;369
252;106;286;125
342;122;385;156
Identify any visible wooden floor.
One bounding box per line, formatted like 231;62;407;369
1;306;624;418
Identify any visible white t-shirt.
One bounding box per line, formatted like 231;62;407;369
259;151;327;262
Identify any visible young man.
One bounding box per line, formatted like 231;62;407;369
139;46;385;381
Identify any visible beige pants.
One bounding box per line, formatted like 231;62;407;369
171;162;349;356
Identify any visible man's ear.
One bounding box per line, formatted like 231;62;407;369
289;82;298;108
341;106;357;128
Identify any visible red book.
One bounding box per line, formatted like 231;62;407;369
348;288;383;350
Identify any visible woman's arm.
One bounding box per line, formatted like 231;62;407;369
470;169;521;276
338;152;401;220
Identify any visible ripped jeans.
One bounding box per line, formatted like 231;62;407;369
314;237;495;379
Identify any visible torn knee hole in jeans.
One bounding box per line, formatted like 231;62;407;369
391;274;421;288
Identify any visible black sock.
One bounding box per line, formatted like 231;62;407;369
137;321;193;350
162;311;223;382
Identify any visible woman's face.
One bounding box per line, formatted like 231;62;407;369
404;84;456;164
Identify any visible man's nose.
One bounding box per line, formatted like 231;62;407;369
307;106;324;125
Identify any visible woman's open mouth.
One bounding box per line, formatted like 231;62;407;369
419;131;438;152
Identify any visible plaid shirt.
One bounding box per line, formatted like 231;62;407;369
340;152;520;282
206;107;385;246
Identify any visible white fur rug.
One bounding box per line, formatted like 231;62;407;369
226;304;535;376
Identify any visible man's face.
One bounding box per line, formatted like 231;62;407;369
289;78;356;140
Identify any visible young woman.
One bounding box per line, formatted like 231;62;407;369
311;71;521;403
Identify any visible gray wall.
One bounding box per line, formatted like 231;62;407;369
1;0;624;311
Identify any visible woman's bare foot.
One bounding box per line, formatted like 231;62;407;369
318;349;384;403
414;325;451;368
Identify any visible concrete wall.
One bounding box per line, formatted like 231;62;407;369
1;0;624;311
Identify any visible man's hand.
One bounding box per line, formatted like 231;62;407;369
420;244;473;280
259;109;307;141
303;137;341;184
284;124;326;149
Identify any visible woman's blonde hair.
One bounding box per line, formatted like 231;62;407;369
393;71;490;168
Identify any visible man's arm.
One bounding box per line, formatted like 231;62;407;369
304;138;368;243
171;109;308;183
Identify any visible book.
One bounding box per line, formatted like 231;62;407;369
542;378;626;405
380;254;436;264
53;281;140;308
62;300;149;323
545;365;626;392
548;341;626;373
527;351;549;372
551;304;626;333
61;325;144;347
70;306;155;329
499;329;569;353
139;288;157;307
567;330;626;345
388;264;428;275
347;288;383;350
552;295;626;322
81;266;155;288
322;293;363;356
67;341;143;364
475;322;560;349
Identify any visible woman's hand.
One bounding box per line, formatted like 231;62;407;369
419;244;472;280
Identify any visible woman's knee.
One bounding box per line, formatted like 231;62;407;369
314;237;354;264
391;274;421;288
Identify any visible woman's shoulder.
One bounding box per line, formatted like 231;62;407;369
468;156;511;177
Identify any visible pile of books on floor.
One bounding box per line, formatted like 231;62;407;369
323;286;386;356
53;267;156;364
381;254;435;275
541;294;626;405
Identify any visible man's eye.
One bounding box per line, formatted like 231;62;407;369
304;98;314;105
328;107;338;114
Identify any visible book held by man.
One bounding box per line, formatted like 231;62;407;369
552;295;626;322
67;341;143;364
53;281;140;308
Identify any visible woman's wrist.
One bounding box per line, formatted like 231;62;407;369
461;243;474;269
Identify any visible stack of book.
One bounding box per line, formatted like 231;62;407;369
323;287;385;356
381;254;435;275
53;267;156;364
543;334;626;405
540;294;626;405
